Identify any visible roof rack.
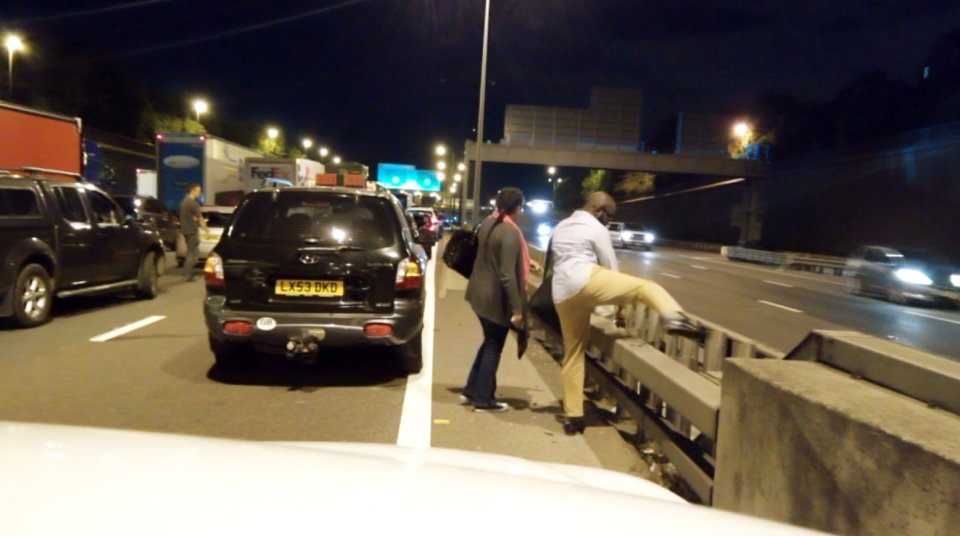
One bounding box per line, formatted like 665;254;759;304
0;167;85;182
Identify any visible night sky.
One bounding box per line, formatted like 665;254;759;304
4;0;960;197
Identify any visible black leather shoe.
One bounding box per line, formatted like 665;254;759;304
664;317;705;341
562;417;585;436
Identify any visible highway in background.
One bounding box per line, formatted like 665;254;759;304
613;247;959;360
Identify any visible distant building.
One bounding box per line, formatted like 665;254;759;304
503;87;642;151
674;112;736;156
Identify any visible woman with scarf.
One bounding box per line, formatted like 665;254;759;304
461;187;530;412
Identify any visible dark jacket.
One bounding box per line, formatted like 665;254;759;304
465;216;526;327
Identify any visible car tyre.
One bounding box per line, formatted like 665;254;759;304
135;252;160;299
209;335;251;369
398;329;423;374
12;263;53;328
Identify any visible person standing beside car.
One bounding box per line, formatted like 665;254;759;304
462;187;529;412
550;191;701;435
179;184;207;282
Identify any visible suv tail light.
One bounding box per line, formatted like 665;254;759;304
204;253;225;287
395;257;423;290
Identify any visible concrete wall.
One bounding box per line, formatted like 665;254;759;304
715;359;960;535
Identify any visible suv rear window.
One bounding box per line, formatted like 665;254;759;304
0;187;40;217
230;191;398;249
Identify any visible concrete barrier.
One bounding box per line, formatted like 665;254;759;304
526;244;960;533
714;334;960;535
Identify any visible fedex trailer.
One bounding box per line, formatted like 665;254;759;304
242;157;325;190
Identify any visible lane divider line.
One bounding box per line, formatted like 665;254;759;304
660;272;683;279
90;315;166;342
906;310;960;326
763;280;795;288
690;265;709;270
758;300;803;314
396;247;436;448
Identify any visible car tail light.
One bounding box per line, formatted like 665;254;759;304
364;323;394;337
223;320;253;335
395;257;423;290
204;253;225;287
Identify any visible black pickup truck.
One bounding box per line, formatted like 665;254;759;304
0;170;166;327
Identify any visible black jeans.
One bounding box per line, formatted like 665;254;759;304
463;315;509;406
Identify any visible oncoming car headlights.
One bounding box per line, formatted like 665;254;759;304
894;268;933;286
643;232;655;243
952;274;960;287
536;223;553;236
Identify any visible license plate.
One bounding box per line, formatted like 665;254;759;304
275;279;343;297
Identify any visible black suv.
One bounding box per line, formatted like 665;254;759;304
203;185;431;373
114;194;179;251
0;170;166;327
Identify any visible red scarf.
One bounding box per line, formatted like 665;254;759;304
492;211;530;289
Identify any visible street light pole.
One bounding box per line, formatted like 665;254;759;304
470;0;491;225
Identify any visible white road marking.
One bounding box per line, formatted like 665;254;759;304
660;272;683;279
758;300;803;314
690;265;709;270
764;280;795;288
396;248;436;448
90;315;166;342
906;311;960;326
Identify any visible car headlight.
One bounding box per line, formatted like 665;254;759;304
894;268;933;286
643;232;655;243
951;274;960;287
536;223;552;236
621;232;633;240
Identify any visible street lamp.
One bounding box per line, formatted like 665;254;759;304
192;99;208;122
548;166;556;176
266;127;279;139
471;0;492;225
319;146;329;158
5;34;25;100
435;144;447;157
549;177;563;202
332;156;341;165
733;122;751;139
302;137;313;151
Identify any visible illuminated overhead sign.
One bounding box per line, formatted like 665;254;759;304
376;163;441;192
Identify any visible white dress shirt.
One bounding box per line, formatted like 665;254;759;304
549;210;618;303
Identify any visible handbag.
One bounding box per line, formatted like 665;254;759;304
528;240;561;334
175;232;188;257
442;225;480;278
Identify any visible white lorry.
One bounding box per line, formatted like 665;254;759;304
156;134;263;211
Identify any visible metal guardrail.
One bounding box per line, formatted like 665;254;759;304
723;246;849;275
527;245;783;504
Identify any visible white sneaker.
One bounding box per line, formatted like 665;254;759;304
473;401;510;413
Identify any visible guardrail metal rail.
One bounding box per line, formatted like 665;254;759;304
526;246;783;504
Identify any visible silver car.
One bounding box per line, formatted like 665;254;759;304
177;205;235;266
846;245;960;306
609;221;655;251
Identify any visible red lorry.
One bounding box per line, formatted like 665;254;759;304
0;101;83;177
